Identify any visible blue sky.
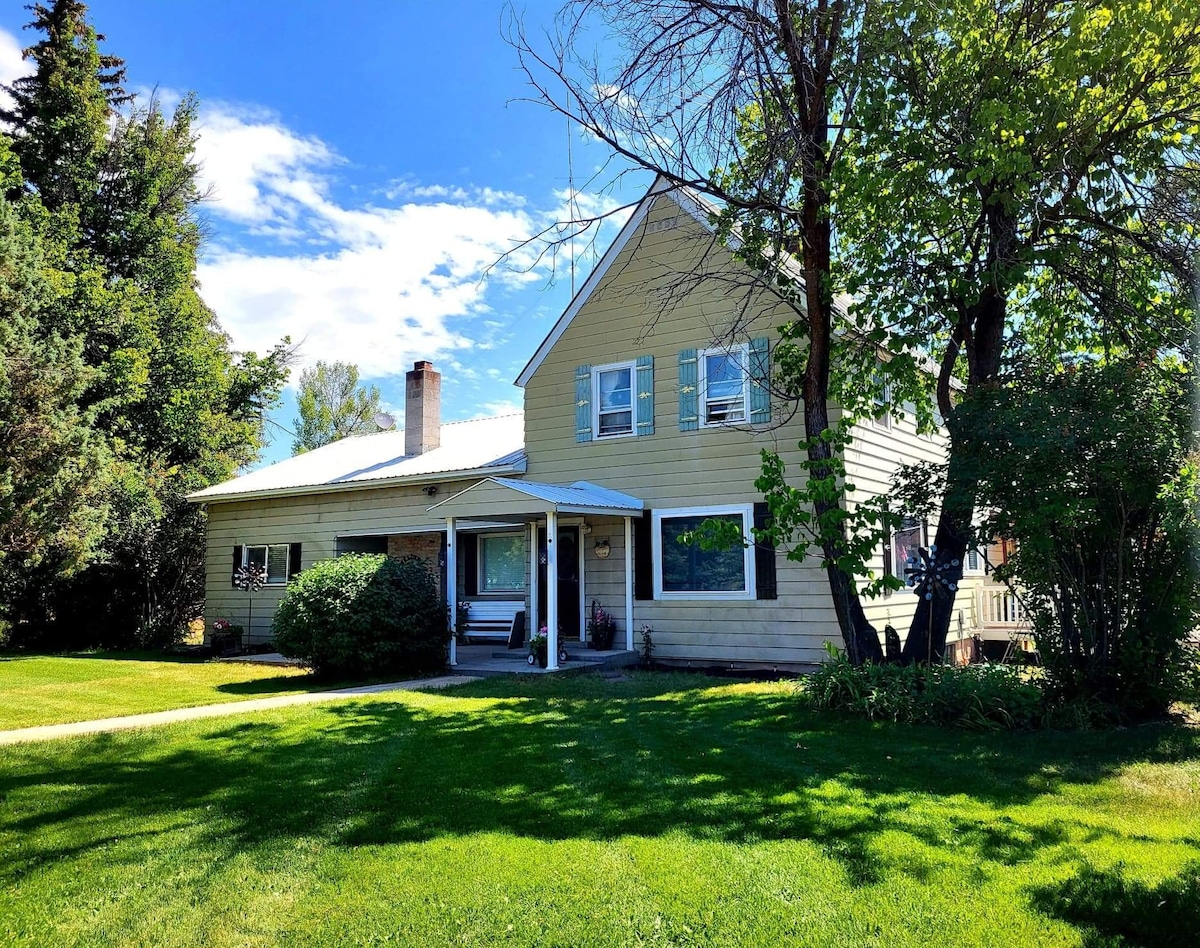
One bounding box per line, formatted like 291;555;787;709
0;1;645;464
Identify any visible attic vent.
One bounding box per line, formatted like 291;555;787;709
645;215;680;234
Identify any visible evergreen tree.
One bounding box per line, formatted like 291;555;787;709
293;361;383;454
0;2;292;647
0;139;108;599
0;0;127;214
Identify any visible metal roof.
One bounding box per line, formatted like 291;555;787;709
187;413;526;503
429;477;644;517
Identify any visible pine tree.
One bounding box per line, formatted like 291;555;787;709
0;0;127;214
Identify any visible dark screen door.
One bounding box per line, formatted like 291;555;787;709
538;526;580;641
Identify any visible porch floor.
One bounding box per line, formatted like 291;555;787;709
451;643;639;677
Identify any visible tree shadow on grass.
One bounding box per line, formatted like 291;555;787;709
0;673;1197;897
1031;861;1200;948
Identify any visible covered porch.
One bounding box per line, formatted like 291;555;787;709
429;478;644;671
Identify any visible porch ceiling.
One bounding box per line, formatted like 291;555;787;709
427;477;643;521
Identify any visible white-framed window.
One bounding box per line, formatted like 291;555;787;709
244;544;291;586
699;344;749;426
890;517;925;587
964;545;985;575
592;361;635;438
871;364;891;430
651;504;756;600
479;532;526;592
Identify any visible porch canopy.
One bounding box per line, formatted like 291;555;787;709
429;478;643;670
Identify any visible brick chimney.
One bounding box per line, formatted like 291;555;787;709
405;361;441;456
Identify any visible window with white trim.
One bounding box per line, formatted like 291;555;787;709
890;517;925;587
592;361;635;438
244;544;290;586
871;364;891;430
479;533;526;592
651;505;755;600
700;345;749;425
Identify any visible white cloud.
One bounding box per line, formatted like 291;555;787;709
193;104;546;379
0;28;30;115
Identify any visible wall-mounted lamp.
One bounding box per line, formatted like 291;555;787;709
594;538;611;559
422;484;439;496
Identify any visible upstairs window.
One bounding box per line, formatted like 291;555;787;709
700;345;748;425
592;362;635;438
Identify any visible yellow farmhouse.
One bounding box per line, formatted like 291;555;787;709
189;178;1025;670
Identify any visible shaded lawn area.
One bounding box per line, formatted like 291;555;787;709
1;673;1198;947
0;651;321;730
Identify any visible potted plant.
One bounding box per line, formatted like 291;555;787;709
586;600;617;651
211;618;244;656
528;627;549;668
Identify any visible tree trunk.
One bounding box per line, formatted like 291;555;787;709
902;205;1014;663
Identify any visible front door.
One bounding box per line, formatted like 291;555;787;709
538;526;581;641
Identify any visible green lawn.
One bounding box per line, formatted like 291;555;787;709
0;652;320;729
1;672;1197;947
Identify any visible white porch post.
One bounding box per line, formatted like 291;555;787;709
546;509;559;670
528;520;539;639
446;517;457;666
624;515;634;651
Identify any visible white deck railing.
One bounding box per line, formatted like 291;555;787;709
974;584;1029;630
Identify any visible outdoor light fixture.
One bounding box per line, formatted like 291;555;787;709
422;484;439;496
594;539;611;559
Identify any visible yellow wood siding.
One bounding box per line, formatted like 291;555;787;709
524;197;842;663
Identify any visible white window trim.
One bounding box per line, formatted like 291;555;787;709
591;360;637;440
870;381;892;430
478;531;527;594
243;543;291;587
651;504;756;601
698;343;750;428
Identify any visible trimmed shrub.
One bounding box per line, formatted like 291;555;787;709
803;649;1045;730
272;554;448;678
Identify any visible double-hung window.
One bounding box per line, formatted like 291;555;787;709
699;345;749;425
479;533;526;592
243;544;291;586
651;504;755;600
592;361;635;438
890;517;925;587
871;363;892;430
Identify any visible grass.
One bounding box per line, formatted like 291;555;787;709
0;672;1197;946
0;651;322;730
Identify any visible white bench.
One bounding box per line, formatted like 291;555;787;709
462;600;524;641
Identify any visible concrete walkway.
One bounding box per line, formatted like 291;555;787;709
0;675;480;746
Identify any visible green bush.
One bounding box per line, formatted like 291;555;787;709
803;648;1045;730
272;554;448;678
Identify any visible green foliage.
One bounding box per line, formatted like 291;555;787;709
292;360;382;454
804;647;1046;730
0;175;109;587
946;358;1198;718
755;430;902;598
0;2;291;647
273;554;448;679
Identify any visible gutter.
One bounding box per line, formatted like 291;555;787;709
186;459;528;506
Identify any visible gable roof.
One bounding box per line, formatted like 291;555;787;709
514;175;716;388
428;477;644;518
187;413;526;504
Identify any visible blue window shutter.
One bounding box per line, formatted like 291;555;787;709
678;349;699;431
749;336;771;424
575;365;592;442
635;354;654;436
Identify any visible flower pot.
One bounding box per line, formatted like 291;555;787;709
590;627;615;651
535;643;548;668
